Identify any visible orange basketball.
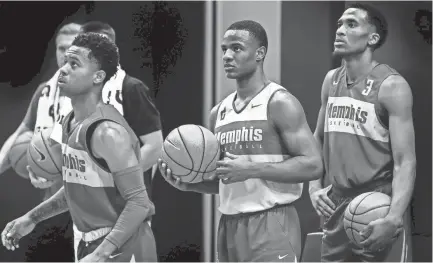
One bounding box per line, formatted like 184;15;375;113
9;131;33;178
161;124;221;184
344;192;392;245
27;128;62;180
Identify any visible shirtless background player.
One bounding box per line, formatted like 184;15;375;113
1;33;157;262
309;3;416;262
159;20;323;262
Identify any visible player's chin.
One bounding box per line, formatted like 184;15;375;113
225;72;238;79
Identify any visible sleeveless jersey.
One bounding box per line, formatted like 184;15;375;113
214;83;303;215
323;64;399;190
61;104;141;233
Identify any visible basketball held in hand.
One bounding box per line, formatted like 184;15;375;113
27;128;62;180
343;191;392;245
161;124;221;184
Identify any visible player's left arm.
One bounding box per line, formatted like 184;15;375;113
219;90;323;184
123;79;163;174
89;121;155;259
381;75;417;222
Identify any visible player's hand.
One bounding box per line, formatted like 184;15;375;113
157;158;189;191
27;166;57;189
1;215;36;251
359;216;403;252
216;152;252;184
309;185;336;218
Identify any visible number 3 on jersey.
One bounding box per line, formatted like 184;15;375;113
362;79;374;96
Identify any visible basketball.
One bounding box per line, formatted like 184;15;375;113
161;124;221;184
343;191;391;245
27;128;62;180
9;131;33;178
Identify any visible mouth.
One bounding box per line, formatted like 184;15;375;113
224;65;235;70
57;78;66;84
334;39;345;44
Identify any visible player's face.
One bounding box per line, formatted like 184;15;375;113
333;8;376;57
55;34;78;68
58;46;101;97
221;30;259;79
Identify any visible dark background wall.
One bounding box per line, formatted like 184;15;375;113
0;1;204;261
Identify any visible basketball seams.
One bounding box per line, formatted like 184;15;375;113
198;138;221;181
40;130;62;174
188;126;206;183
177;128;195;169
351;203;390;216
349;192;376;244
162;143;193;176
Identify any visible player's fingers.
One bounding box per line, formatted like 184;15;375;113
317;203;331;218
216;160;227;167
318;199;334;216
2;223;14;250
224;152;237;159
319;194;336;210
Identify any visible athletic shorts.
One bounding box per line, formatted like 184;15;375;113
76;221;157;262
217;203;301;262
321;180;412;262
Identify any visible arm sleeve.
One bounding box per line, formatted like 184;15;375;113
104;165;155;248
122;76;162;136
23;82;46;131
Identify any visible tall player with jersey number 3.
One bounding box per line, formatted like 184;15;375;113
309;3;416;262
158;20;323;262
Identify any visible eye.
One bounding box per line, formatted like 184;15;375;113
70;62;78;68
233;46;241;52
221;47;227;54
348;22;356;28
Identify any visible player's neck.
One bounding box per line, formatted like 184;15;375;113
71;92;102;122
235;69;269;100
343;52;377;83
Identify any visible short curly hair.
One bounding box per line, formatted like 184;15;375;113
72;32;119;82
227;20;268;51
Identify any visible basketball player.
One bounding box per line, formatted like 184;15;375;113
1;32;157;262
0;21;162;261
158;20;323;262
49;21;163;260
309;3;416;261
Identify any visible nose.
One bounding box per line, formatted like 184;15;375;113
336;24;345;37
223;49;234;62
59;64;68;76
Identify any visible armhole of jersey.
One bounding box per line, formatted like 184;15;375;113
266;88;287;134
84;119;119;174
211;101;223;132
374;73;399;130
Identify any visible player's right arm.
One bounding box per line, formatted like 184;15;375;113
158;104;220;195
1;186;68;251
309;69;336;218
0;83;44;176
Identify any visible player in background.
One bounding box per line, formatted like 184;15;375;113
0;23;81;262
159;20;323;262
1;32;157;262
309;3;416;261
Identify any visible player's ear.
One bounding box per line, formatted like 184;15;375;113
256;46;266;62
94;70;106;85
368;32;380;47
